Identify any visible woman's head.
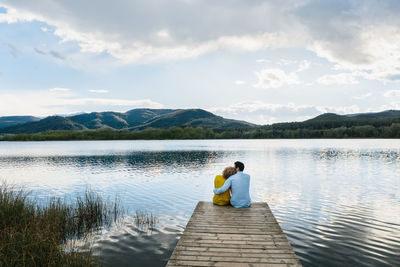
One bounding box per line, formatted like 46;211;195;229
222;166;237;179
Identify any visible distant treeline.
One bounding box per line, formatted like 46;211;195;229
1;123;400;141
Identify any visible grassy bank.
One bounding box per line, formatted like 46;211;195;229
1;123;400;141
0;185;122;266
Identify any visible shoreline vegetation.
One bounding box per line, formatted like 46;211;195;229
1;123;400;141
0;185;122;266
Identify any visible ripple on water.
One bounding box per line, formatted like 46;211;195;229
274;201;400;267
92;224;181;267
0;140;399;267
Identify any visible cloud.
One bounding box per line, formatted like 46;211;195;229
5;42;21;58
291;1;400;82
317;72;359;85
235;81;245;85
383;90;400;97
88;89;108;93
209;101;360;124
49;50;65;60
0;89;163;116
367;102;400;112
253;68;299;89
353;92;372;99
0;1;304;64
34;47;67;61
34;47;46;55
297;60;311;72
278;59;298;66
50;87;70;92
387;74;400;81
1;0;399;80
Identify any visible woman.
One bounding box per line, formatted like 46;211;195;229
213;166;236;205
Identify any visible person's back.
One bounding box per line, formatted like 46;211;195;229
228;172;251;208
213;166;236;205
212;175;230;205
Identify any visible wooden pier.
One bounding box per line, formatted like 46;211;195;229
167;202;301;267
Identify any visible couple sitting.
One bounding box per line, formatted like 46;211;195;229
213;161;251;208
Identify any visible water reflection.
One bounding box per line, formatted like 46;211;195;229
0;140;399;266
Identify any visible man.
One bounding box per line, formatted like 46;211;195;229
213;161;251;208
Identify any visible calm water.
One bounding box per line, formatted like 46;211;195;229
0;140;399;266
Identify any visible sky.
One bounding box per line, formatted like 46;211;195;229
0;0;400;125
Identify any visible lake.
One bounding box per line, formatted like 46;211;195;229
0;139;399;266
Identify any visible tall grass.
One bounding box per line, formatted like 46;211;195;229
0;184;122;266
134;209;158;231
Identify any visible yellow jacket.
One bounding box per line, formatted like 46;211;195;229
213;175;231;205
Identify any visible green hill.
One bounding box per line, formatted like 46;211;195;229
345;110;400;119
265;110;400;131
124;108;176;126
2;116;87;133
68;109;177;130
69;112;129;129
131;109;255;130
1;109;399;136
1;109;399;139
0;116;40;129
0;108;256;134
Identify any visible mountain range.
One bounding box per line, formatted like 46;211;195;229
0;108;255;134
0;108;399;134
266;110;400;130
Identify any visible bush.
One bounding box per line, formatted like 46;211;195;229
0;184;122;266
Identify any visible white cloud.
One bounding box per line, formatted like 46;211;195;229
308;26;400;82
0;90;163;116
0;2;303;64
88;89;108;93
253;68;299;89
383;90;400;97
0;0;399;81
209;101;360;125
317;73;359;85
1;0;399;78
235;81;245;85
50;87;70;92
367;102;400;112
155;29;170;38
6;43;21;58
353;92;372;99
278;59;298;66
0;5;40;23
297;60;311;72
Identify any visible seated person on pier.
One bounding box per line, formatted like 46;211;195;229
213;166;236;205
213;161;251;208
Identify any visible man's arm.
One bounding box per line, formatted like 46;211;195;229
213;178;232;194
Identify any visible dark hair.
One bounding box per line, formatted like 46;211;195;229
234;161;244;171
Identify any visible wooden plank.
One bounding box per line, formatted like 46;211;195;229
169;255;300;264
186;223;281;228
176;243;293;249
179;241;289;246
166;201;301;267
168;260;297;267
172;250;299;259
181;236;286;241
174;246;295;253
